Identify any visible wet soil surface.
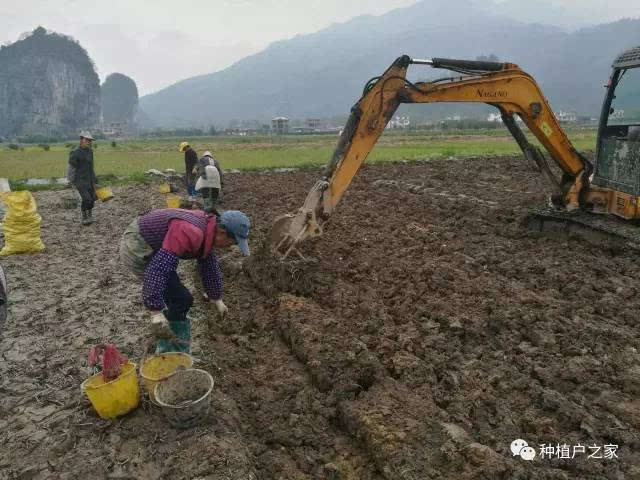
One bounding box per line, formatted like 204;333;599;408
2;156;640;479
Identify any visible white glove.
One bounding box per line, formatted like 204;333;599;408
150;311;172;339
213;300;228;320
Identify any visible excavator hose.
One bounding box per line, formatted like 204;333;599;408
431;58;505;72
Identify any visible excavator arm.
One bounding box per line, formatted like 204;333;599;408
270;55;593;258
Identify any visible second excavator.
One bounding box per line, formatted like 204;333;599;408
271;47;640;258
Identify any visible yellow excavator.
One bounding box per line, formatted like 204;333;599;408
270;47;640;258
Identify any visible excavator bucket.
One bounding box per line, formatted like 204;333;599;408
269;211;323;260
269;209;323;259
269;214;295;251
269;180;328;259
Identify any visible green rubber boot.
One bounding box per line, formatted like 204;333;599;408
155;319;191;354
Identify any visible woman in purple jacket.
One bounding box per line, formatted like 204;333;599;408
120;208;250;353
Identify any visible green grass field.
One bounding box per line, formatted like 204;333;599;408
0;127;597;186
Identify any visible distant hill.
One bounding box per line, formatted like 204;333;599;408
0;27;100;139
140;0;640;128
101;73;139;126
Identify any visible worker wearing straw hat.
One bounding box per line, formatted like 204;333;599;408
179;141;198;200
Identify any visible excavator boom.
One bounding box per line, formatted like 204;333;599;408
270;54;627;258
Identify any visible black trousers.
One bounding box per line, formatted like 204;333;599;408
200;187;220;212
77;186;96;212
157;271;194;353
163;271;194;323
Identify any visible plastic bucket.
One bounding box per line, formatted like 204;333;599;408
95;186;114;202
154;368;214;428
81;362;139;419
166;194;181;208
140;352;193;404
158;183;171;194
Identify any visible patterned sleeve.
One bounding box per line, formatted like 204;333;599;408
142;248;179;310
198;252;223;301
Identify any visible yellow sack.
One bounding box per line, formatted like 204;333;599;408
0;191;45;255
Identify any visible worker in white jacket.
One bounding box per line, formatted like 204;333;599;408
194;151;222;213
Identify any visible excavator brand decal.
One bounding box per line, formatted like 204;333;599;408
476;89;508;98
541;121;553;137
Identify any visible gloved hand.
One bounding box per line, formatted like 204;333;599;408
213;300;228;320
150;311;172;339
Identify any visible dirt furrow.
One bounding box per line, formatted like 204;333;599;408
3;157;640;479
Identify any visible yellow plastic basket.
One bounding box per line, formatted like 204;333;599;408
140;353;193;404
166;194;181;209
158;183;171;194
81;362;140;419
95;186;114;202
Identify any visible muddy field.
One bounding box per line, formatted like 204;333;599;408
2;155;640;480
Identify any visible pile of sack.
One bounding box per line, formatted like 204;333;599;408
0;191;45;256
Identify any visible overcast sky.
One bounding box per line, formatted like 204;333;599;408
2;0;639;96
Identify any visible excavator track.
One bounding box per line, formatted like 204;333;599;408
524;208;640;251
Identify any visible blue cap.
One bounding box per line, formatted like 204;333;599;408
219;210;251;256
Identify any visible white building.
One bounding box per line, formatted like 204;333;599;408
487;112;523;123
386;115;410;129
271;117;289;134
554;110;577;123
610;109;625;120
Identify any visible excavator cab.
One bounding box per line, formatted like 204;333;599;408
592;46;640;197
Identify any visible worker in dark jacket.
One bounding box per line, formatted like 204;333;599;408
179;141;198;200
68;131;98;225
119;208;251;353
